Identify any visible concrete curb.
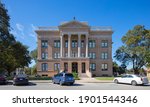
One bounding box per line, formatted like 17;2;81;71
29;80;113;83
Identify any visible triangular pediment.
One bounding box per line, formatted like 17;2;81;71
59;20;89;28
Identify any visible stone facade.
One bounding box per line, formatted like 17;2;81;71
35;20;113;77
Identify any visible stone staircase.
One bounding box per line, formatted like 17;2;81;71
78;73;89;78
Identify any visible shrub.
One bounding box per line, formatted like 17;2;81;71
72;71;80;80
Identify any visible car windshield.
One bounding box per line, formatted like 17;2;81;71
65;74;73;77
16;74;27;78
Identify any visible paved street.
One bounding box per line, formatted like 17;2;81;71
0;81;150;90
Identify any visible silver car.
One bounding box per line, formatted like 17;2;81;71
113;74;149;86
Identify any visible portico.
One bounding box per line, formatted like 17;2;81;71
59;32;91;77
60;33;89;58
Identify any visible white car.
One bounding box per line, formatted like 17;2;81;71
113;74;149;86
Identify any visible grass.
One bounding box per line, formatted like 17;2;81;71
95;77;115;81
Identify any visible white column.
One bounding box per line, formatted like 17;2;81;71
68;34;71;57
60;35;63;57
86;34;88;57
78;34;81;57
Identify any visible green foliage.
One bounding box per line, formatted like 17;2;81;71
114;25;150;74
30;48;37;63
0;2;31;75
72;71;80;80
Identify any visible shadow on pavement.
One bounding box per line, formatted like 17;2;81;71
64;83;84;87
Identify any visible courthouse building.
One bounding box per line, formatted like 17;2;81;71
35;20;113;77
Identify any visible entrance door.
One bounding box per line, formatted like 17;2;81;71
72;62;78;73
64;63;68;72
82;63;86;73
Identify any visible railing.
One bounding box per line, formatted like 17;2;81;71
91;26;112;31
37;27;59;31
37;26;112;31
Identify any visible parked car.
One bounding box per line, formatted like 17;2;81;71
13;74;29;85
0;75;7;85
52;72;75;85
113;74;149;86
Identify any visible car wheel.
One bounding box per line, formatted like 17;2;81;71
70;83;73;85
114;79;119;84
52;80;55;84
131;81;137;86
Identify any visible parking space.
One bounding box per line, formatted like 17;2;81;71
0;81;150;90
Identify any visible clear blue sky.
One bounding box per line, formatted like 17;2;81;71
2;0;150;66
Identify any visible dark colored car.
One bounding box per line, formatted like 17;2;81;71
13;74;29;85
52;72;75;85
0;75;7;85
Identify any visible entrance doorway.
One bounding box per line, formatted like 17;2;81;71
64;63;68;72
82;63;86;73
72;62;78;73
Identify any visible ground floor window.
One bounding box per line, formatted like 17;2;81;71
90;63;96;71
54;63;60;71
41;63;48;71
101;63;108;71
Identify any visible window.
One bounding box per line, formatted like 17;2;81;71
101;40;108;48
54;63;60;71
65;53;68;57
81;53;85;57
101;52;108;59
81;40;84;48
88;40;96;48
54;40;60;48
72;40;77;48
41;40;48;48
65;40;68;48
41;63;48;71
101;63;108;71
90;63;96;71
88;52;96;59
41;52;48;59
72;52;77;57
54;52;60;59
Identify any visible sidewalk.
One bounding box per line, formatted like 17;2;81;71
77;78;112;83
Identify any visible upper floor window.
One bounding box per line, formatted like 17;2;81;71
54;52;60;59
81;40;84;48
41;40;48;48
65;53;68;57
54;63;60;71
72;52;77;57
81;53;85;57
72;40;77;48
101;52;108;59
41;63;48;71
90;63;96;71
88;40;96;48
101;63;108;71
65;40;68;48
89;52;96;59
54;40;60;48
101;40;108;48
41;52;48;59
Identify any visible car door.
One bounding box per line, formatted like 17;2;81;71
120;75;128;83
126;75;134;84
54;74;59;83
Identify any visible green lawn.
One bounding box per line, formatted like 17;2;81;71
95;77;115;81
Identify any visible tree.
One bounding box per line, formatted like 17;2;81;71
30;48;37;63
0;2;31;75
114;25;150;74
